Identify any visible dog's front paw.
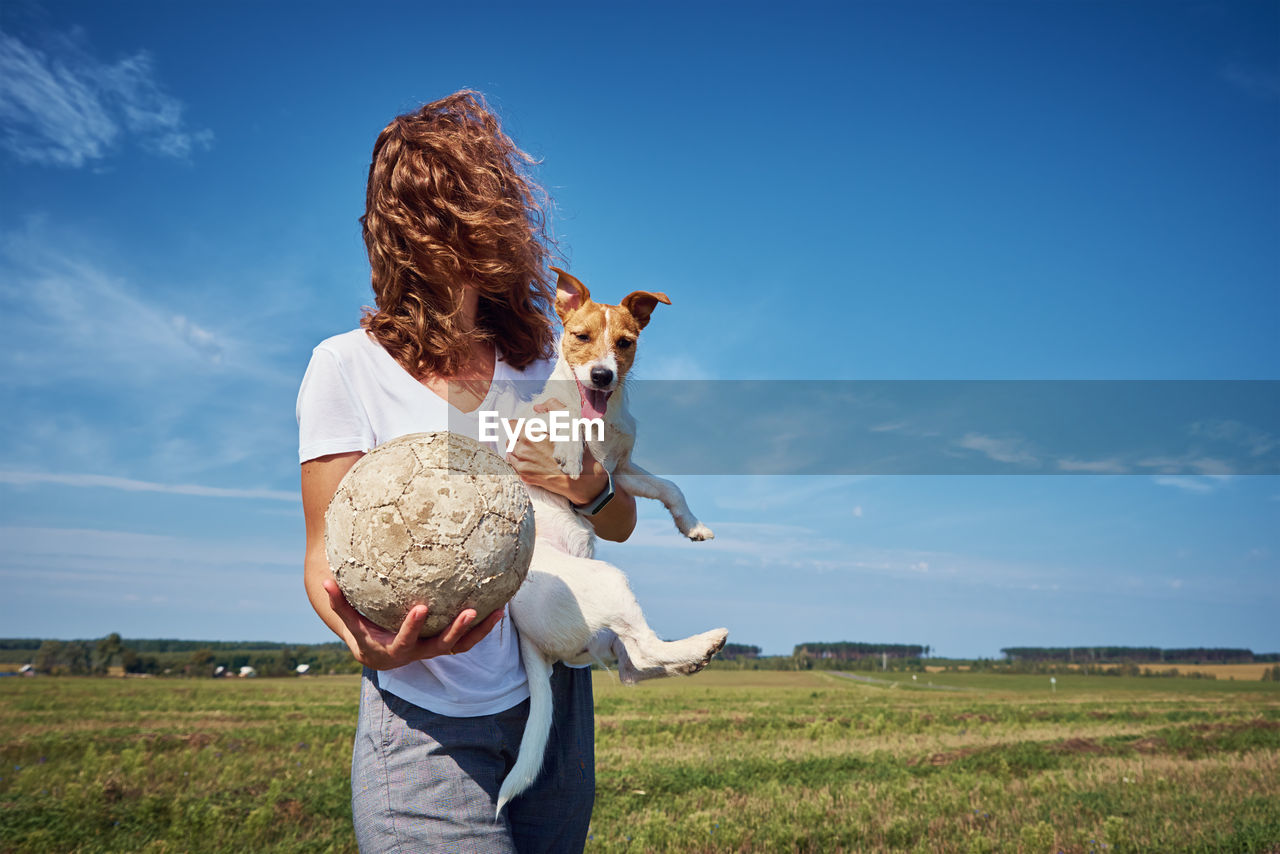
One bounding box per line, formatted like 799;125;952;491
554;442;583;478
685;523;715;542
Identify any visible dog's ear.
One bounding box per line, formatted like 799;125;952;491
620;290;671;330
551;267;590;319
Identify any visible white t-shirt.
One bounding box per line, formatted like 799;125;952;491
297;328;553;717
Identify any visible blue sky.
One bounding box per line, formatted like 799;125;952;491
0;1;1276;657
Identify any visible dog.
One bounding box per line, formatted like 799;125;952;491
496;267;727;814
522;266;715;557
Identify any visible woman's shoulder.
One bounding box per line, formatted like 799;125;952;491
313;328;378;360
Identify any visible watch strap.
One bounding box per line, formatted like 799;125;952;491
572;468;615;516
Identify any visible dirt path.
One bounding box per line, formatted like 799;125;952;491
827;671;971;691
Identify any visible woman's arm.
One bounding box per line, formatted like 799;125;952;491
504;436;637;543
302;452;504;669
574;454;637;543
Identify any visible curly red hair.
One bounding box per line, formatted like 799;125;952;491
359;91;556;376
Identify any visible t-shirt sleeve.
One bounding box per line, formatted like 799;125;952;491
296;346;375;463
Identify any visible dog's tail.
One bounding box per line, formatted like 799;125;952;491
496;632;554;817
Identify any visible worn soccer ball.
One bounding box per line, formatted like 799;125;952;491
325;432;535;638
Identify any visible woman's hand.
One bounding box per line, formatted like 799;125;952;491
303;451;507;668
504;399;637;542
505;398;609;505
322;579;505;670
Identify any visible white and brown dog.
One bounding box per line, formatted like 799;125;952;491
497;268;726;814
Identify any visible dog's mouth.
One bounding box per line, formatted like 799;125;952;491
576;377;612;420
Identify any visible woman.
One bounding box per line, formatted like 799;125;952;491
298;91;635;853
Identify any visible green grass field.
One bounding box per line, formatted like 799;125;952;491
2;671;1277;853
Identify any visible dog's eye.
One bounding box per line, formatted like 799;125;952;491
574;332;591;342
616;338;633;350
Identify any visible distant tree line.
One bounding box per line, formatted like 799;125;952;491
794;642;928;660
719;643;761;660
112;639;298;654
10;636;1275;678
1;635;361;677
961;658;1227;679
702;641;931;673
1000;646;1271;664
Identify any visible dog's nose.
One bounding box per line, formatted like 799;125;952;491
590;366;614;388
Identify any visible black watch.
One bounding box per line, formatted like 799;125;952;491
572;468;615;517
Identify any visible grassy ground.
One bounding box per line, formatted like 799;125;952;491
1;671;1277;853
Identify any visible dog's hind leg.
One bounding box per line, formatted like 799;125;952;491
517;546;727;688
611;625;729;684
614;464;714;541
577;565;726;683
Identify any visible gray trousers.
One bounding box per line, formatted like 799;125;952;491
352;664;595;854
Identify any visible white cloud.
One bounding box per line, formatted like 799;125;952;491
170;314;224;364
619;518;819;554
1138;455;1235;475
0;470;297;502
1189;419;1277;458
954;433;1040;467
0;29;211;168
711;476;863;512
1151;475;1231;493
866;419;942;438
0;525;296;568
852;505;863;518
605;518;1059;589
0;221;301;484
0;222;250;385
1056;458;1129;473
0;526;305;639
